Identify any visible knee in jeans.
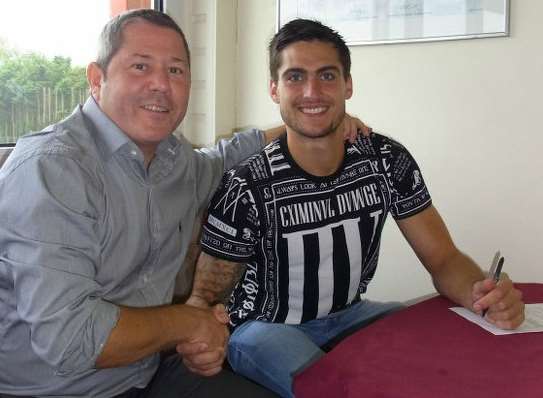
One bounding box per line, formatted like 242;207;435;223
227;336;251;372
227;323;271;372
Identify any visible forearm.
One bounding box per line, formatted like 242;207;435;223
261;113;371;145
398;207;523;328
96;304;200;368
430;250;485;310
397;206;485;310
189;252;245;307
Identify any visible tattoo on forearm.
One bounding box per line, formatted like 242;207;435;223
192;254;246;305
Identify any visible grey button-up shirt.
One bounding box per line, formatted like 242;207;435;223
0;97;264;397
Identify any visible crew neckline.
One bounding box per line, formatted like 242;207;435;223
278;133;348;184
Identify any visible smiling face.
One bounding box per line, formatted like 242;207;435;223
87;19;190;159
270;40;352;140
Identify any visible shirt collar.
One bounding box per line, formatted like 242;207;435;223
82;96;135;160
82;96;183;180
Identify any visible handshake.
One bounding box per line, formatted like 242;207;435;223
176;298;230;377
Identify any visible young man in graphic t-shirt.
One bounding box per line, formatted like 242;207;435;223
186;19;525;398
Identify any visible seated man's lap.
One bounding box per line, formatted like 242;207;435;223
303;299;404;349
118;351;276;398
228;321;325;397
227;299;403;396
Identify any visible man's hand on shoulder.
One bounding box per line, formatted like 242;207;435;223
343;114;372;143
472;276;525;329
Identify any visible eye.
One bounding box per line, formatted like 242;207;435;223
286;71;304;82
169;66;184;75
320;71;336;81
132;63;147;71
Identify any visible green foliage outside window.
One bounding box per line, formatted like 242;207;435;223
0;39;88;144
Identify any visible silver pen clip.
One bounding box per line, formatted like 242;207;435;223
488;250;501;279
482;251;505;317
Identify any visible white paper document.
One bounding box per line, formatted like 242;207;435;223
450;304;543;335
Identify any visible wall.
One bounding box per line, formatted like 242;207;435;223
234;0;543;301
214;0;237;137
167;0;216;146
110;0;151;17
168;0;238;145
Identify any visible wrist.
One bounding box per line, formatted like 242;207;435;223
186;295;211;309
169;303;210;345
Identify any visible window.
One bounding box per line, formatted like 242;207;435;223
0;0;158;146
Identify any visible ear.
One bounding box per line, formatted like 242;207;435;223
345;75;353;100
269;79;280;104
87;62;105;101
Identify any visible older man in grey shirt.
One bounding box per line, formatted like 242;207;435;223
0;9;278;398
0;94;267;396
0;9;367;397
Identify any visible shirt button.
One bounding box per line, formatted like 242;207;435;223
130;150;138;157
142;274;149;283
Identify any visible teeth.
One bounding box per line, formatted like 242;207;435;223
143;104;168;112
301;107;326;114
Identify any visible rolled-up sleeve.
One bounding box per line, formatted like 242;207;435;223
0;151;119;375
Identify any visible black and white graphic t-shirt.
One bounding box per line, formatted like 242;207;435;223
201;133;432;328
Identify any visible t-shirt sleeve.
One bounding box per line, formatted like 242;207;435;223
376;135;432;219
188;128;265;214
200;167;260;262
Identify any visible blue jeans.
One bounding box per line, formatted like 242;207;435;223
227;299;403;398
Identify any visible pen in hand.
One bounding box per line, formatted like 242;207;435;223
482;252;505;318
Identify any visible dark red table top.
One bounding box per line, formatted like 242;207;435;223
294;283;543;398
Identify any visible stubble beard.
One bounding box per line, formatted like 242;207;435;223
281;108;345;140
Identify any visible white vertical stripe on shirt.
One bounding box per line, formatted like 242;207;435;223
283;230;305;324
344;217;363;302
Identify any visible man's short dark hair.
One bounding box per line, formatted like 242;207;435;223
269;19;351;82
96;9;190;75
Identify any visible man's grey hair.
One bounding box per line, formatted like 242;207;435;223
96;9;190;75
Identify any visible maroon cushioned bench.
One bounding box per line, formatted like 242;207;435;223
294;283;543;398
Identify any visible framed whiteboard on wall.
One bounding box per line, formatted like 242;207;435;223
277;0;510;46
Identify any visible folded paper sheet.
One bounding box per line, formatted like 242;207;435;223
450;303;543;335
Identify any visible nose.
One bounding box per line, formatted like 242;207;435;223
148;68;170;93
303;76;322;98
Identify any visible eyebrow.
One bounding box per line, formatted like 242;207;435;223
130;53;188;64
316;65;341;73
281;65;341;77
